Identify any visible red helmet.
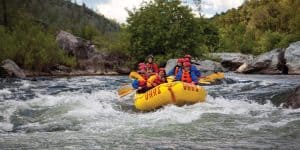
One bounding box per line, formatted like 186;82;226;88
177;58;185;63
184;58;190;63
184;54;192;59
183;62;191;67
159;68;166;72
138;63;147;70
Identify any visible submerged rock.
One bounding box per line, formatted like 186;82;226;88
0;59;26;78
285;41;300;74
283;85;300;109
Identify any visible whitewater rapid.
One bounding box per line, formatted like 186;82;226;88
0;74;299;149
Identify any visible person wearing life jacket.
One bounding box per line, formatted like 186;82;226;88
184;54;201;78
146;68;167;89
132;63;148;93
146;55;159;73
167;58;185;76
175;62;198;84
138;63;149;80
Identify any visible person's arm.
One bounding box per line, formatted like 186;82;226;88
175;70;182;81
191;72;199;84
191;65;201;77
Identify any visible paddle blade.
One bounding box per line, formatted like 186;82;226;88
118;85;134;96
119;89;135;98
129;71;144;80
167;76;175;83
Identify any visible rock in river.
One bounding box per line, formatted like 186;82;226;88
0;59;26;78
285;41;300;74
283;85;300;109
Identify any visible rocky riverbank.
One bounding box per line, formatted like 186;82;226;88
172;41;300;75
0;31;131;78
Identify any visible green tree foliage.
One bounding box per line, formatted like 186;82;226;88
0;0;119;35
126;0;205;62
0;0;125;71
0;18;75;71
213;0;300;55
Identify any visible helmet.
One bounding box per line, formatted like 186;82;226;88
147;55;154;59
159;68;165;72
177;58;185;63
184;58;190;63
184;54;192;59
159;68;166;75
183;62;191;67
138;63;147;70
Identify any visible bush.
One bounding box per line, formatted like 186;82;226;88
254;31;283;54
0;18;76;71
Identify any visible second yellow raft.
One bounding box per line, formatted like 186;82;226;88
134;81;207;111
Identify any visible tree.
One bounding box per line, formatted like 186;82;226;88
1;0;8;26
126;0;202;61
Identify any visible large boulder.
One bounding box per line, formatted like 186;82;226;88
165;59;177;74
240;48;284;74
283;85;300;109
0;59;26;78
56;30;95;59
193;60;224;76
211;53;253;71
285;41;300;74
56;30;130;75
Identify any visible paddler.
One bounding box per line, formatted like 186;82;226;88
146;55;159;73
132;63;148;93
175;62;198;84
184;54;201;78
167;58;184;76
146;68;167;89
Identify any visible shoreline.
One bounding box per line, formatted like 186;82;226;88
23;70;129;78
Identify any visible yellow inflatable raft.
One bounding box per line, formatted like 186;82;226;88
199;72;225;83
134;81;207;111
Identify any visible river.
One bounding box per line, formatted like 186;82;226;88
0;73;299;149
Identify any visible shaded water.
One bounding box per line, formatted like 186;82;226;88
0;73;300;149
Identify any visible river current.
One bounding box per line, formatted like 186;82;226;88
0;73;299;149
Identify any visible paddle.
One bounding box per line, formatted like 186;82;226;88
117;71;145;97
118;86;136;97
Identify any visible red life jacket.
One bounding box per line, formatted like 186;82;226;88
138;80;146;87
181;70;192;83
141;74;148;80
146;63;159;73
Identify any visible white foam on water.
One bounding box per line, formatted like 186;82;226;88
244;118;299;131
124;95;300;133
0;88;11;95
0;100;29;132
20;80;34;89
1;82;299;134
135;95;276;124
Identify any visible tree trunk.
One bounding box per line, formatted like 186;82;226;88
2;0;8;26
